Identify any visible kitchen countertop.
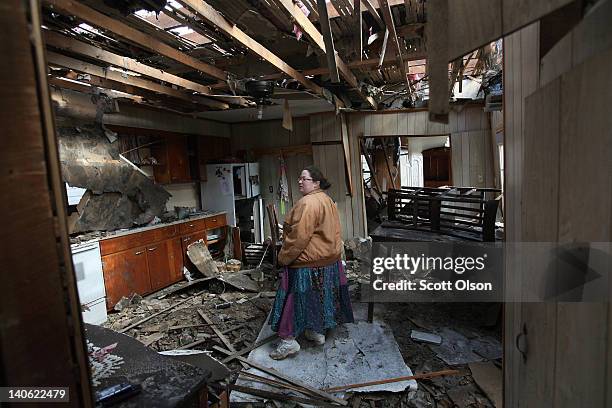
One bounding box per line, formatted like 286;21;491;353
70;211;227;247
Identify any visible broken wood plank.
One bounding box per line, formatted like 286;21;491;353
177;334;212;350
46;52;228;110
216;334;276;363
263;0;376;108
230;384;339;407
198;310;248;369
45;31;213;94
235;356;348;406
44;30;249;108
354;0;362;61
379;0;410;92
43;0;227;81
177;0;341;108
118;296;197;333
378;29;390;70
240;370;320;397
139;332;166;347
317;0;340;82
323;369;461;392
340;113;354;196
361;0;385;28
425;0;450;123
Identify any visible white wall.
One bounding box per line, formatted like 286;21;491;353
165;183;199;211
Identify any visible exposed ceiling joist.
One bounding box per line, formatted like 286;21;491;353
209;50;427;89
361;0;386;29
379;0;411;93
46;51;229;110
44;30;251;107
354;0;363;61
316;0;339;82
275;0;377;108
43;0;228;82
177;0;343;108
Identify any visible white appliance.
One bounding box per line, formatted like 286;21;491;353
201;163;264;243
71;241;107;325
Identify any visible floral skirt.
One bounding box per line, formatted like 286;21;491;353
269;260;354;338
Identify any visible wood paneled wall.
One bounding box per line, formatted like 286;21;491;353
230;107;496;241
231;118;313;238
1;1;91;403
504;13;612;406
503;22;541;408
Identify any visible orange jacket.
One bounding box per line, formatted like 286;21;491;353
277;190;342;267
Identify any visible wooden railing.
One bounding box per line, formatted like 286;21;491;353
386;186;502;241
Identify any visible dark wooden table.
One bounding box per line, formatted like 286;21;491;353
85;324;210;407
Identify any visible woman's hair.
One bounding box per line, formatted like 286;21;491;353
303;165;331;190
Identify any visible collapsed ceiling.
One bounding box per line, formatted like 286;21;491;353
41;0;502;117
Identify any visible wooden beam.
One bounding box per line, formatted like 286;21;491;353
235;356;348;406
379;0;410;91
209;50;427;88
43;0;227;81
275;0;376;108
396;23;425;38
340;114;353;196
354;0;362;61
378;29;390;69
44;30;246;108
362;0;385;28
316;0;340;83
47;51;229;110
426;0;450;123
177;0;337;106
44;30;251;107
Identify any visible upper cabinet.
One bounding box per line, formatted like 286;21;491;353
151;135;192;184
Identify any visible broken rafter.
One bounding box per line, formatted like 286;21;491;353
316;0;340;83
235;356;348;406
43;0;228;81
275;0;376;108
379;0;411;94
323;369;461;392
44;30;248;107
177;0;343;109
354;0;362;61
361;0;385;29
47;51;229;110
118;296;197;333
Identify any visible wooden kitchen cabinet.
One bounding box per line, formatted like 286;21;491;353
146;240;175;291
102;246;151;308
151;136;191;184
100;213;227;309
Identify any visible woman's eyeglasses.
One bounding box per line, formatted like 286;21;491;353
297;177;314;182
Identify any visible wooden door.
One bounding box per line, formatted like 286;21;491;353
101;246;150;309
146;240;174;291
169;237;185;283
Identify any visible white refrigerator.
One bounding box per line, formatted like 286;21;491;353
201;163;264;242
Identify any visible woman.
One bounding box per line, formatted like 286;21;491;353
269;165;354;360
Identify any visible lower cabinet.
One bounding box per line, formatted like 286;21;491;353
100;214;227;310
146;240;174;292
102;246;151;308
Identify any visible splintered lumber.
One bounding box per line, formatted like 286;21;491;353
322;369;461;392
118;296;197;333
177;334;212;350
239;371;318;397
198;310;248;369
235;356;348;406
43;0;227;81
215;334;276;363
230;384;340;407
